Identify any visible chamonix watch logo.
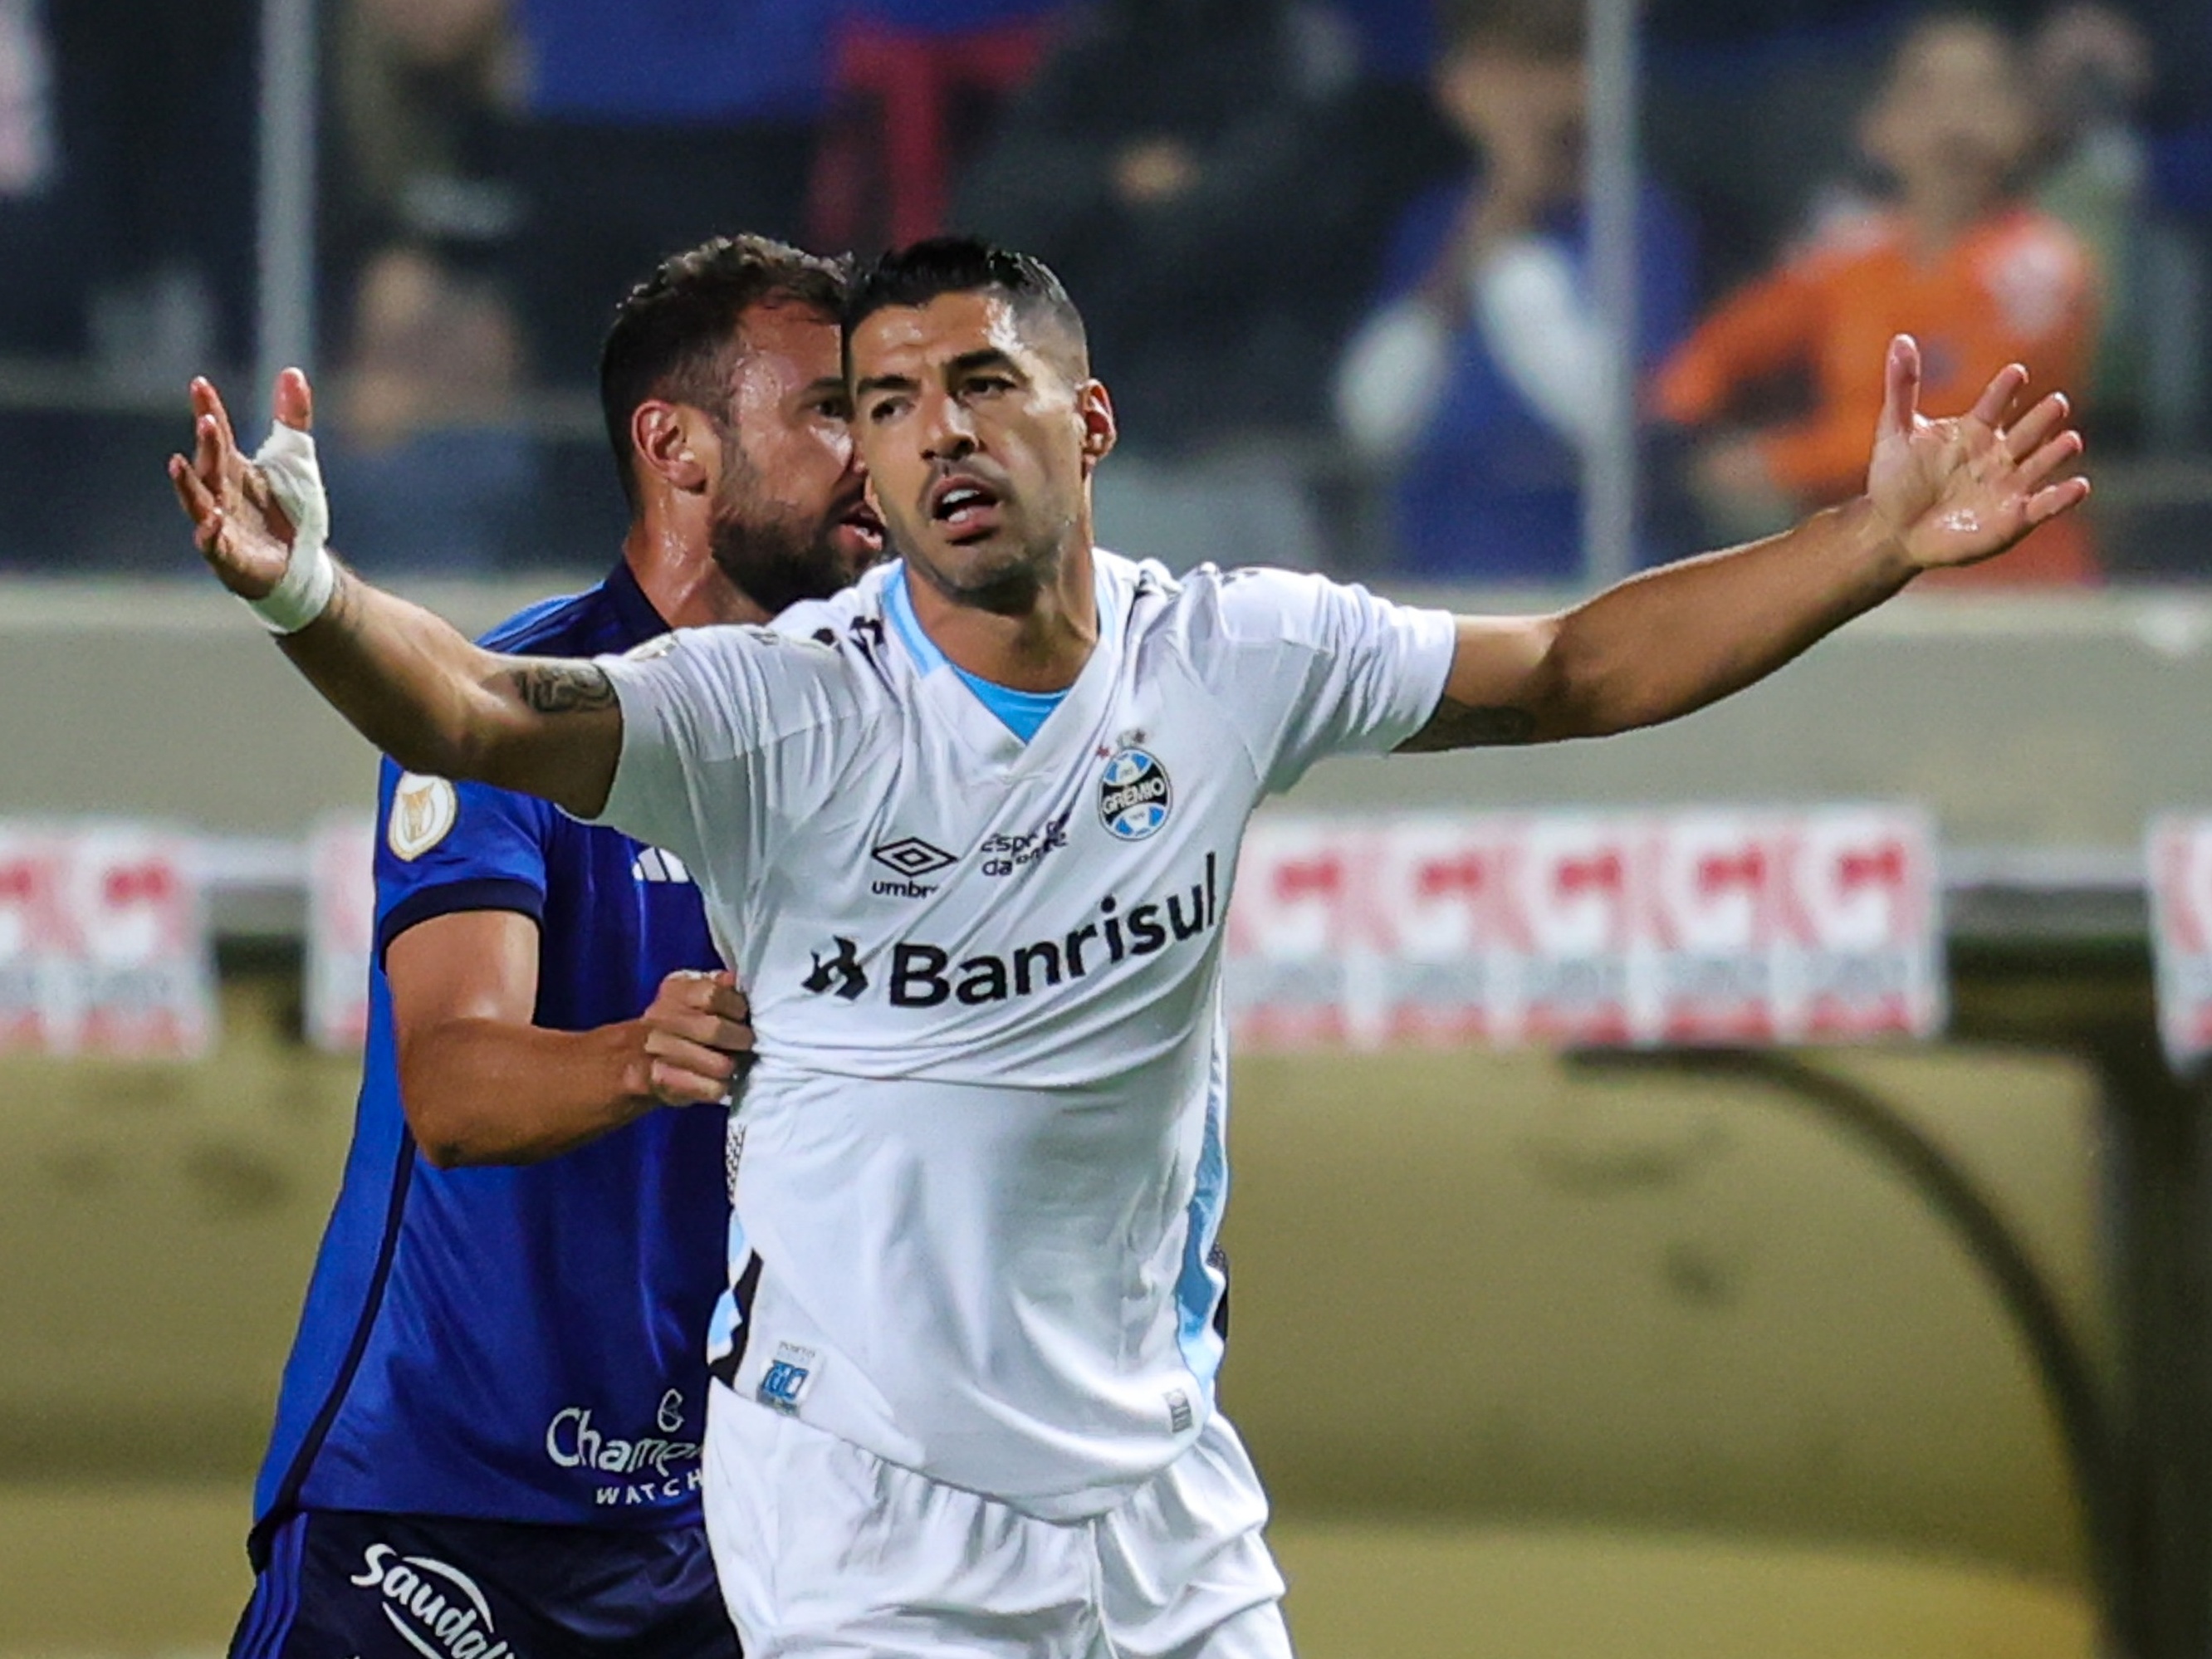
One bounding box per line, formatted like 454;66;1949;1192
350;1544;517;1659
1099;748;1172;841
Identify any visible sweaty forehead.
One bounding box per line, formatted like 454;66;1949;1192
849;292;1033;379
737;301;843;379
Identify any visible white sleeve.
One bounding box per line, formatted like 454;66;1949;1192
1201;568;1457;795
1470;235;1605;448
578;627;774;879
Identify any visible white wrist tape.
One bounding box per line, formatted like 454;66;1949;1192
246;422;338;634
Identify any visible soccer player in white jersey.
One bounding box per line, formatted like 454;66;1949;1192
170;237;2087;1657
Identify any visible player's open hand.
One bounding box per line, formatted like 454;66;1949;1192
166;369;314;599
634;969;755;1108
1866;335;2089;572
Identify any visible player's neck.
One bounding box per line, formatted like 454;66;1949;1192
1899;179;2005;261
622;522;771;630
908;540;1099;693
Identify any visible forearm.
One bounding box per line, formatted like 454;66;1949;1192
400;1016;658;1167
276;565;528;781
1544;497;1915;737
278;566;615;810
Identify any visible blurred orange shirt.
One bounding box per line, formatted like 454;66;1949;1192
1654;204;2098;585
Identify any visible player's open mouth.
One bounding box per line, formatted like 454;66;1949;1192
929;473;1003;543
838;499;886;558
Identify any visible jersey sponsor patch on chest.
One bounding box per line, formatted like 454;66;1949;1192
800;853;1221;1009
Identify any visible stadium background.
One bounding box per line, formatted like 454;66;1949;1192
5;0;2212;1652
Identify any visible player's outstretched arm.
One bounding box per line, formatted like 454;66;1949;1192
1397;335;2088;752
166;371;622;818
389;911;751;1167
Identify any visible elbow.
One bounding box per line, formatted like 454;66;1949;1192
397;1050;501;1169
390;654;517;785
1537;623;1645;741
399;1085;481;1170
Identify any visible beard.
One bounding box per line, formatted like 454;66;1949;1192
898;499;1077;618
706;470;865;618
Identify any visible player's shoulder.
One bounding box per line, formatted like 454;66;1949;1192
767;565;894;653
612;567;892;734
477;584;605;655
1139;559;1360;652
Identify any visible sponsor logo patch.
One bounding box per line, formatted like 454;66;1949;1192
870;835;957;897
388;774;458;862
350;1543;517;1659
801;936;869;1000
1099;749;1172;841
629;845;692;883
872;837;957;878
981;811;1070;877
758;1342;817;1413
815;854;1220;1009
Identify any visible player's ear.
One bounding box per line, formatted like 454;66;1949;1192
1076;379;1117;474
633;400;712;496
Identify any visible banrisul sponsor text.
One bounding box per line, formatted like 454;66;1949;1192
888;854;1219;1007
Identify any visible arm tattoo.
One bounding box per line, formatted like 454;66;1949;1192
512;660;617;715
1395;694;1538;753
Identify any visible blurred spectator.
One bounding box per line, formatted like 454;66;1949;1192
806;0;1070;253
955;0;1373;453
1334;0;1696;583
0;0;74;355
2028;4;2153;428
499;0;834;382
319;246;541;572
51;0;259;378
1655;12;2099;585
330;0;525;271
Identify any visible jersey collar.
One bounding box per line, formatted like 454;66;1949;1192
879;556;1125;776
603;559;674;649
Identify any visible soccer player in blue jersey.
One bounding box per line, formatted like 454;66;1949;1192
218;236;883;1658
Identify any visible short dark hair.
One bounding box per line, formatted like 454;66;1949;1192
842;236;1089;379
1441;0;1587;60
598;234;849;514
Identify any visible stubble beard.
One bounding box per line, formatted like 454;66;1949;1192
903;502;1077;619
706;462;857;617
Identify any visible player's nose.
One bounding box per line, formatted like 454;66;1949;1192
919;389;978;462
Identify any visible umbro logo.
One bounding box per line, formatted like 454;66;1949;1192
872;837;957;878
870;836;957;898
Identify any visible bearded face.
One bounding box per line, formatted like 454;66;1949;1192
705;432;881;615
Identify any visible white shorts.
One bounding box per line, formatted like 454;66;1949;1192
702;1382;1291;1659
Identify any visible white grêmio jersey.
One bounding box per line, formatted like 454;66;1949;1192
587;550;1456;1519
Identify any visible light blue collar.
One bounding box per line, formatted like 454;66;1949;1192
881;561;1115;744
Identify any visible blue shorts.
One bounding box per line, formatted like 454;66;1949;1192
229;1510;740;1659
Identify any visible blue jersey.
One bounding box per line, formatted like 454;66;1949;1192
250;564;730;1561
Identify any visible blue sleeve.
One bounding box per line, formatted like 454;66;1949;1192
372;759;552;966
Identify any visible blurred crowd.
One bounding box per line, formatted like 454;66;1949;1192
4;0;2211;582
